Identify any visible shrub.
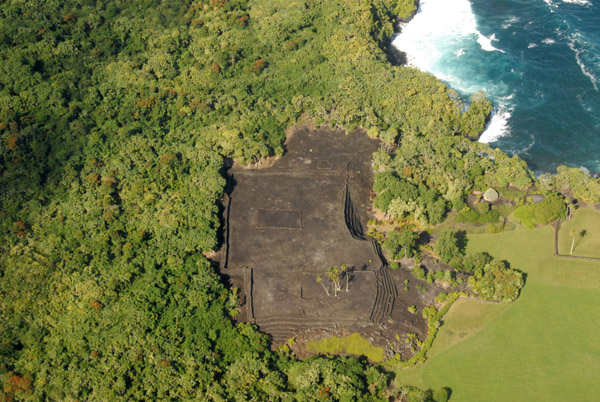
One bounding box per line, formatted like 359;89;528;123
514;193;566;228
477;201;490;214
433;387;452;402
462;252;493;272
513;204;535;228
435;293;448;303
451;195;466;211
487;223;505;234
412;265;427;280
443;270;455;283
456;208;479;223
470;259;524;302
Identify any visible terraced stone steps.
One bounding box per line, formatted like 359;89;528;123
256;315;364;343
369;266;398;324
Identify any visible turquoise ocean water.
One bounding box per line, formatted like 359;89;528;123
392;0;600;174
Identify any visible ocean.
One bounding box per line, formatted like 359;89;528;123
392;0;600;174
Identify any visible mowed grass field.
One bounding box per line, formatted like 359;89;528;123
393;222;600;401
558;206;600;257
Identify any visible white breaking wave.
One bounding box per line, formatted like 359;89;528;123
477;33;505;53
543;0;558;12
392;0;512;142
528;43;538;48
479;105;512;143
542;38;556;44
562;0;591;5
392;0;504;74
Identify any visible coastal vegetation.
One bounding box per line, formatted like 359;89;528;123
1;0;600;400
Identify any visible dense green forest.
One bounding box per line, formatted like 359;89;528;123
1;0;599;400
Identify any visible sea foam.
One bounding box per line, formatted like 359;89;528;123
560;29;600;91
562;0;591;6
392;0;503;74
479;105;513;143
568;39;599;91
393;0;511;142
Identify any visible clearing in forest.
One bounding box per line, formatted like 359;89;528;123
221;127;453;360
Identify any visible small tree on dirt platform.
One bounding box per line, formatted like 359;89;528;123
327;266;342;297
341;264;351;292
316;274;330;296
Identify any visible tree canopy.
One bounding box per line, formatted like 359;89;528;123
0;0;593;399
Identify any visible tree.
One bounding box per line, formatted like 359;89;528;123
469;259;524;302
460;91;492;140
340;264;350;292
570;228;577;255
316;274;330;296
532;193;567;224
382;231;402;257
434;230;461;264
327;266;342;297
398;228;418;259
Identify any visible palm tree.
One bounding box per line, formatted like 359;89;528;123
567;201;574;220
570;228;577;255
316;274;330;296
327;266;341;297
341;264;350;292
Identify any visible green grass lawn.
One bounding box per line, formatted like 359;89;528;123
307;332;385;363
558;206;600;258
392;223;600;401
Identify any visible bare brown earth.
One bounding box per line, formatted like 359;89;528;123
220;126;455;360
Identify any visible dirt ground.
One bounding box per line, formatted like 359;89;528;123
220;126;455;360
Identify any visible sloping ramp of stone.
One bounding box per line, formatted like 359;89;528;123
344;179;367;240
369;266;398;324
256;316;364;344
